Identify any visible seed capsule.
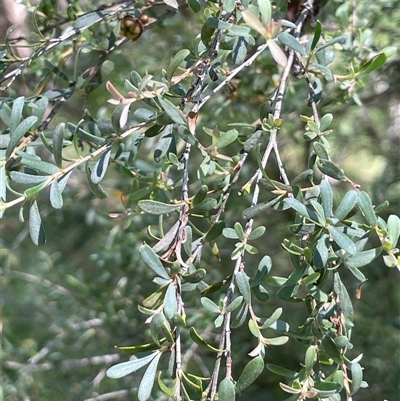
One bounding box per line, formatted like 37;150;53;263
120;15;143;41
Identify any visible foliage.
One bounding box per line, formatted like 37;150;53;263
1;0;399;400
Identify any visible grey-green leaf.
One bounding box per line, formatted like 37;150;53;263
91;148;111;184
317;159;347;181
236;271;251;304
139;243;170;280
334;190;358;220
278;32;307;56
138;352;162;401
167;49;190;82
106;351;159;379
345;247;382;268
138;200;179;215
50;180;63;209
236;356;264;393
218;378;236;401
164;282;177;320
350;362;363;394
387;214;400;246
6;116;38;158
10;96;24;133
358;191;377;226
29;201;46;246
158;97;186;126
251;255;272;287
53;123;65;168
200;297;220;314
328;225;357;255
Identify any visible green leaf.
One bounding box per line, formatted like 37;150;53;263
242;197;283;220
350;362;363;394
217;129;238;149
10;172;48;185
259;308;282;329
182;268;206;283
138;352;162;401
218;378;236;401
24;179;51;200
358;191;377;226
314;234;329;268
139;243;170;280
167;49;190;82
223;227;239;239
315;35;347;51
278;32;307;56
251;255;272;287
258;0;271;26
138;200;179;215
234;222;245;241
232;36;249;65
266;364;297;378
236;356;264;393
225;296;244;313
263;335;289;346
205;220;225;242
158;97;186;126
320;113;333;131
320;180;333;217
248;226;266;240
305;345;317;373
236;271;251;304
359;52;387;74
231;302;248;328
189;327;224;352
334;273;354;321
187;0;201;12
345;247;382;268
310;20;322;51
313;142;329;159
317;159;347;181
164;283;177;320
328;225;357;255
29;201;46;246
312;381;341;397
9;96;24;134
387;214;400;246
154;124;173;163
283;198;320;225
322;336;343;364
307;285;328;302
73;11;107;29
52;123;65;168
200;297;220;314
50;180;63;209
6;116;38;158
91;148;111;184
334;190;358;220
241;9;266;37
252;284;269;302
206;17;232;30
19;155;59;175
106;351;160;379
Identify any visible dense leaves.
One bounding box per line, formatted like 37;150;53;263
1;0;399;400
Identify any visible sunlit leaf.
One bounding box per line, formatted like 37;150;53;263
106;351;160;379
138;352;162;401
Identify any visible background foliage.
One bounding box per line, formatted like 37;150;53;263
1;0;399;400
